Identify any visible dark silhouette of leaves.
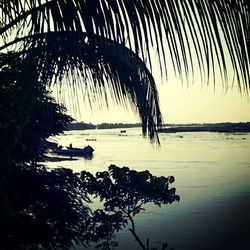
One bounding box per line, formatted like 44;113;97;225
81;164;180;249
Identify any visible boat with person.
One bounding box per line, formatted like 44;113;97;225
53;144;94;157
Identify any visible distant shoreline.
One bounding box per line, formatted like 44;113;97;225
158;122;250;133
66;122;250;133
66;122;141;130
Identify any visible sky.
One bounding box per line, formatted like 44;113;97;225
52;30;250;125
56;69;250;124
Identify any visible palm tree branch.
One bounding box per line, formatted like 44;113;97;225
1;31;162;142
1;0;249;89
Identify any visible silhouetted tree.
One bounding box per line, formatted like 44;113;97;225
2;163;179;250
0;57;76;250
13;91;73;163
81;164;180;249
0;54;73;165
89;209;126;250
5;166;91;250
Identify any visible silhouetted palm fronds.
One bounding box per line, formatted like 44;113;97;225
0;0;249;139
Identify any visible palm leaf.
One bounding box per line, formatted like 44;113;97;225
1;0;249;89
1;31;163;142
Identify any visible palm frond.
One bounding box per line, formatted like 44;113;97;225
1;0;249;89
1;32;163;142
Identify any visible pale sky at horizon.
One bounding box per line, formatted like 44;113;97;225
57;72;250;124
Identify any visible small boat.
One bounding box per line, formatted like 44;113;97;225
53;145;94;157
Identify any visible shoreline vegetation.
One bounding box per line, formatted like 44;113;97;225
67;122;250;133
158;122;250;133
67;122;141;130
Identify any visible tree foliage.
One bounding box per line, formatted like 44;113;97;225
14;91;73;163
0;163;179;250
0;55;75;250
81;164;180;249
0;54;73;165
5;166;91;250
82;164;179;212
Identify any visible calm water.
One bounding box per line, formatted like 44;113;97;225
47;128;250;250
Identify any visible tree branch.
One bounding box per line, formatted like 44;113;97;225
128;228;147;250
127;213;147;250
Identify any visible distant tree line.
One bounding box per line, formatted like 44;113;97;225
67;122;250;132
67;122;96;130
158;122;250;133
67;122;141;130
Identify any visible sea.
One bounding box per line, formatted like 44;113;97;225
46;128;250;250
